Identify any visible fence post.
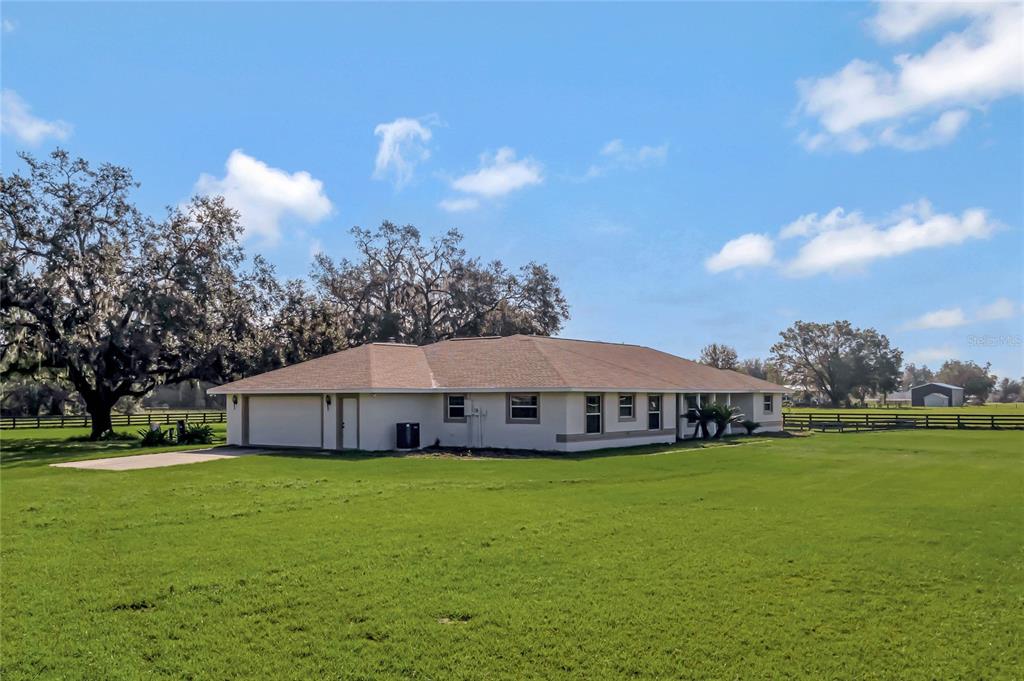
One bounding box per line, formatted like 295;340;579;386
925;414;929;428
957;414;961;429
991;415;996;430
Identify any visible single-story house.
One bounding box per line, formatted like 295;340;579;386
910;382;964;407
208;335;787;452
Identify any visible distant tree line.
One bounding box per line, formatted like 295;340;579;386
701;323;1013;407
1;150;569;438
698;343;784;384
700;322;901;408
902;360;1004;403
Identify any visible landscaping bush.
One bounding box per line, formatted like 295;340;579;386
137;427;173;446
178;424;215;445
741;419;761;435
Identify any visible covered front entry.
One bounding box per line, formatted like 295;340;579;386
248;395;323;448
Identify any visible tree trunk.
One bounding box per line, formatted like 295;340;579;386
87;397;116;440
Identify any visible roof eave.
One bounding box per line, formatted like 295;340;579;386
208;385;790;395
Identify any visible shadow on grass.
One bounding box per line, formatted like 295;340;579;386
3;428;793;469
256;433;792;463
0;430;228;469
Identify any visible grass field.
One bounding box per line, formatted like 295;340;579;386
1;428;1021;679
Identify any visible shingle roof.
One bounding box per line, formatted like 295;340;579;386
209;335;787;394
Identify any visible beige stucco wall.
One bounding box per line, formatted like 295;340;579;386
731;393;755;423
226;394;246;445
752;392;783;431
560;392;678;451
322;395;339;450
435;392;569;451
224;389;785;452
357;393;442;451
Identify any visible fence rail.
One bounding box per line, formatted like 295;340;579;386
783;412;1024;432
0;411;227;430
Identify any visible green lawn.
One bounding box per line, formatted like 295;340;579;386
1;428;1020;679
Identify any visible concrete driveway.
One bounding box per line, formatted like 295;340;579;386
50;447;255;471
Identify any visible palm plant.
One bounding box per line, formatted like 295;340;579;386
690;406;714;440
707;403;743;440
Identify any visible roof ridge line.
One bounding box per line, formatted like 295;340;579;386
529;337;571;386
542;339;678;387
545;335;647;348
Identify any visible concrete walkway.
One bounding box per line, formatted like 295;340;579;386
51;447;255;471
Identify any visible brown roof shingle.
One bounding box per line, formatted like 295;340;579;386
209;335;786;394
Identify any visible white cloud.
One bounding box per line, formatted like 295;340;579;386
704;233;775;273
780;207;865;239
905;298;1020;331
905;307;968;330
707;199;999;277
786;200;997;276
0;89;72;145
2;18;16;33
451;147;542;198
869;2;996;43
910;346;958;364
976;297;1019;321
878;109;971;151
195;149;333;244
438;197;480;213
797;3;1023;152
584;139;668;179
372;116;434;188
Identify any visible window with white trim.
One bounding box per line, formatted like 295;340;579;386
648;395;662;430
618;394;635;420
585;395;602;434
446;394;466;421
508;393;540;422
763;394;774;414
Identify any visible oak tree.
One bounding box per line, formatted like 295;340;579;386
1;151;273;438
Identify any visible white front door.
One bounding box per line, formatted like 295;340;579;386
341;398;358;449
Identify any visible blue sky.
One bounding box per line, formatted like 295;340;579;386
3;2;1022;377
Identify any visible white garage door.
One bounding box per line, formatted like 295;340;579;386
923;392;949;407
248;395;322;448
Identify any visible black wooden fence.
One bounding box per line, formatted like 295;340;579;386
0;411;227;430
783;411;1024;432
